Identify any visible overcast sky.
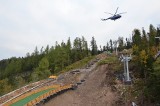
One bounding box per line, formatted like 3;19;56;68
0;0;160;60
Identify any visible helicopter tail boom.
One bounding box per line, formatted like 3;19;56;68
101;18;109;21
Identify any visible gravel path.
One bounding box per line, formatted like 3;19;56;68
44;61;122;106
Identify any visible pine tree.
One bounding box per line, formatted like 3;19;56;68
149;24;156;47
73;37;82;60
106;42;109;51
155;27;160;47
132;29;142;55
118;37;124;51
45;45;49;55
141;28;148;52
91;36;98;55
33;46;39;56
132;29;141;47
31;57;51;81
125;38;132;49
82;36;89;57
66;37;72;65
109;39;113;53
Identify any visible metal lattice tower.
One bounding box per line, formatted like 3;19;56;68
120;54;132;84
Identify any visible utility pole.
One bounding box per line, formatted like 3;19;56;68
123;55;126;80
126;56;130;82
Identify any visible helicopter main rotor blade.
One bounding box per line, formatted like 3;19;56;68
114;7;119;15
118;12;127;15
104;12;114;15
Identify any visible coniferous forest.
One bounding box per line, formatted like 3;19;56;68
0;36;99;95
0;24;160;104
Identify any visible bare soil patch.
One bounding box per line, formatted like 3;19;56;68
44;56;123;106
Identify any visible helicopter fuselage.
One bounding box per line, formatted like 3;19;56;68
109;14;121;20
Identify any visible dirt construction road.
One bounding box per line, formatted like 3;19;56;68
44;58;123;106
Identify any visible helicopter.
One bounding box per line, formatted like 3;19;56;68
101;7;126;21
